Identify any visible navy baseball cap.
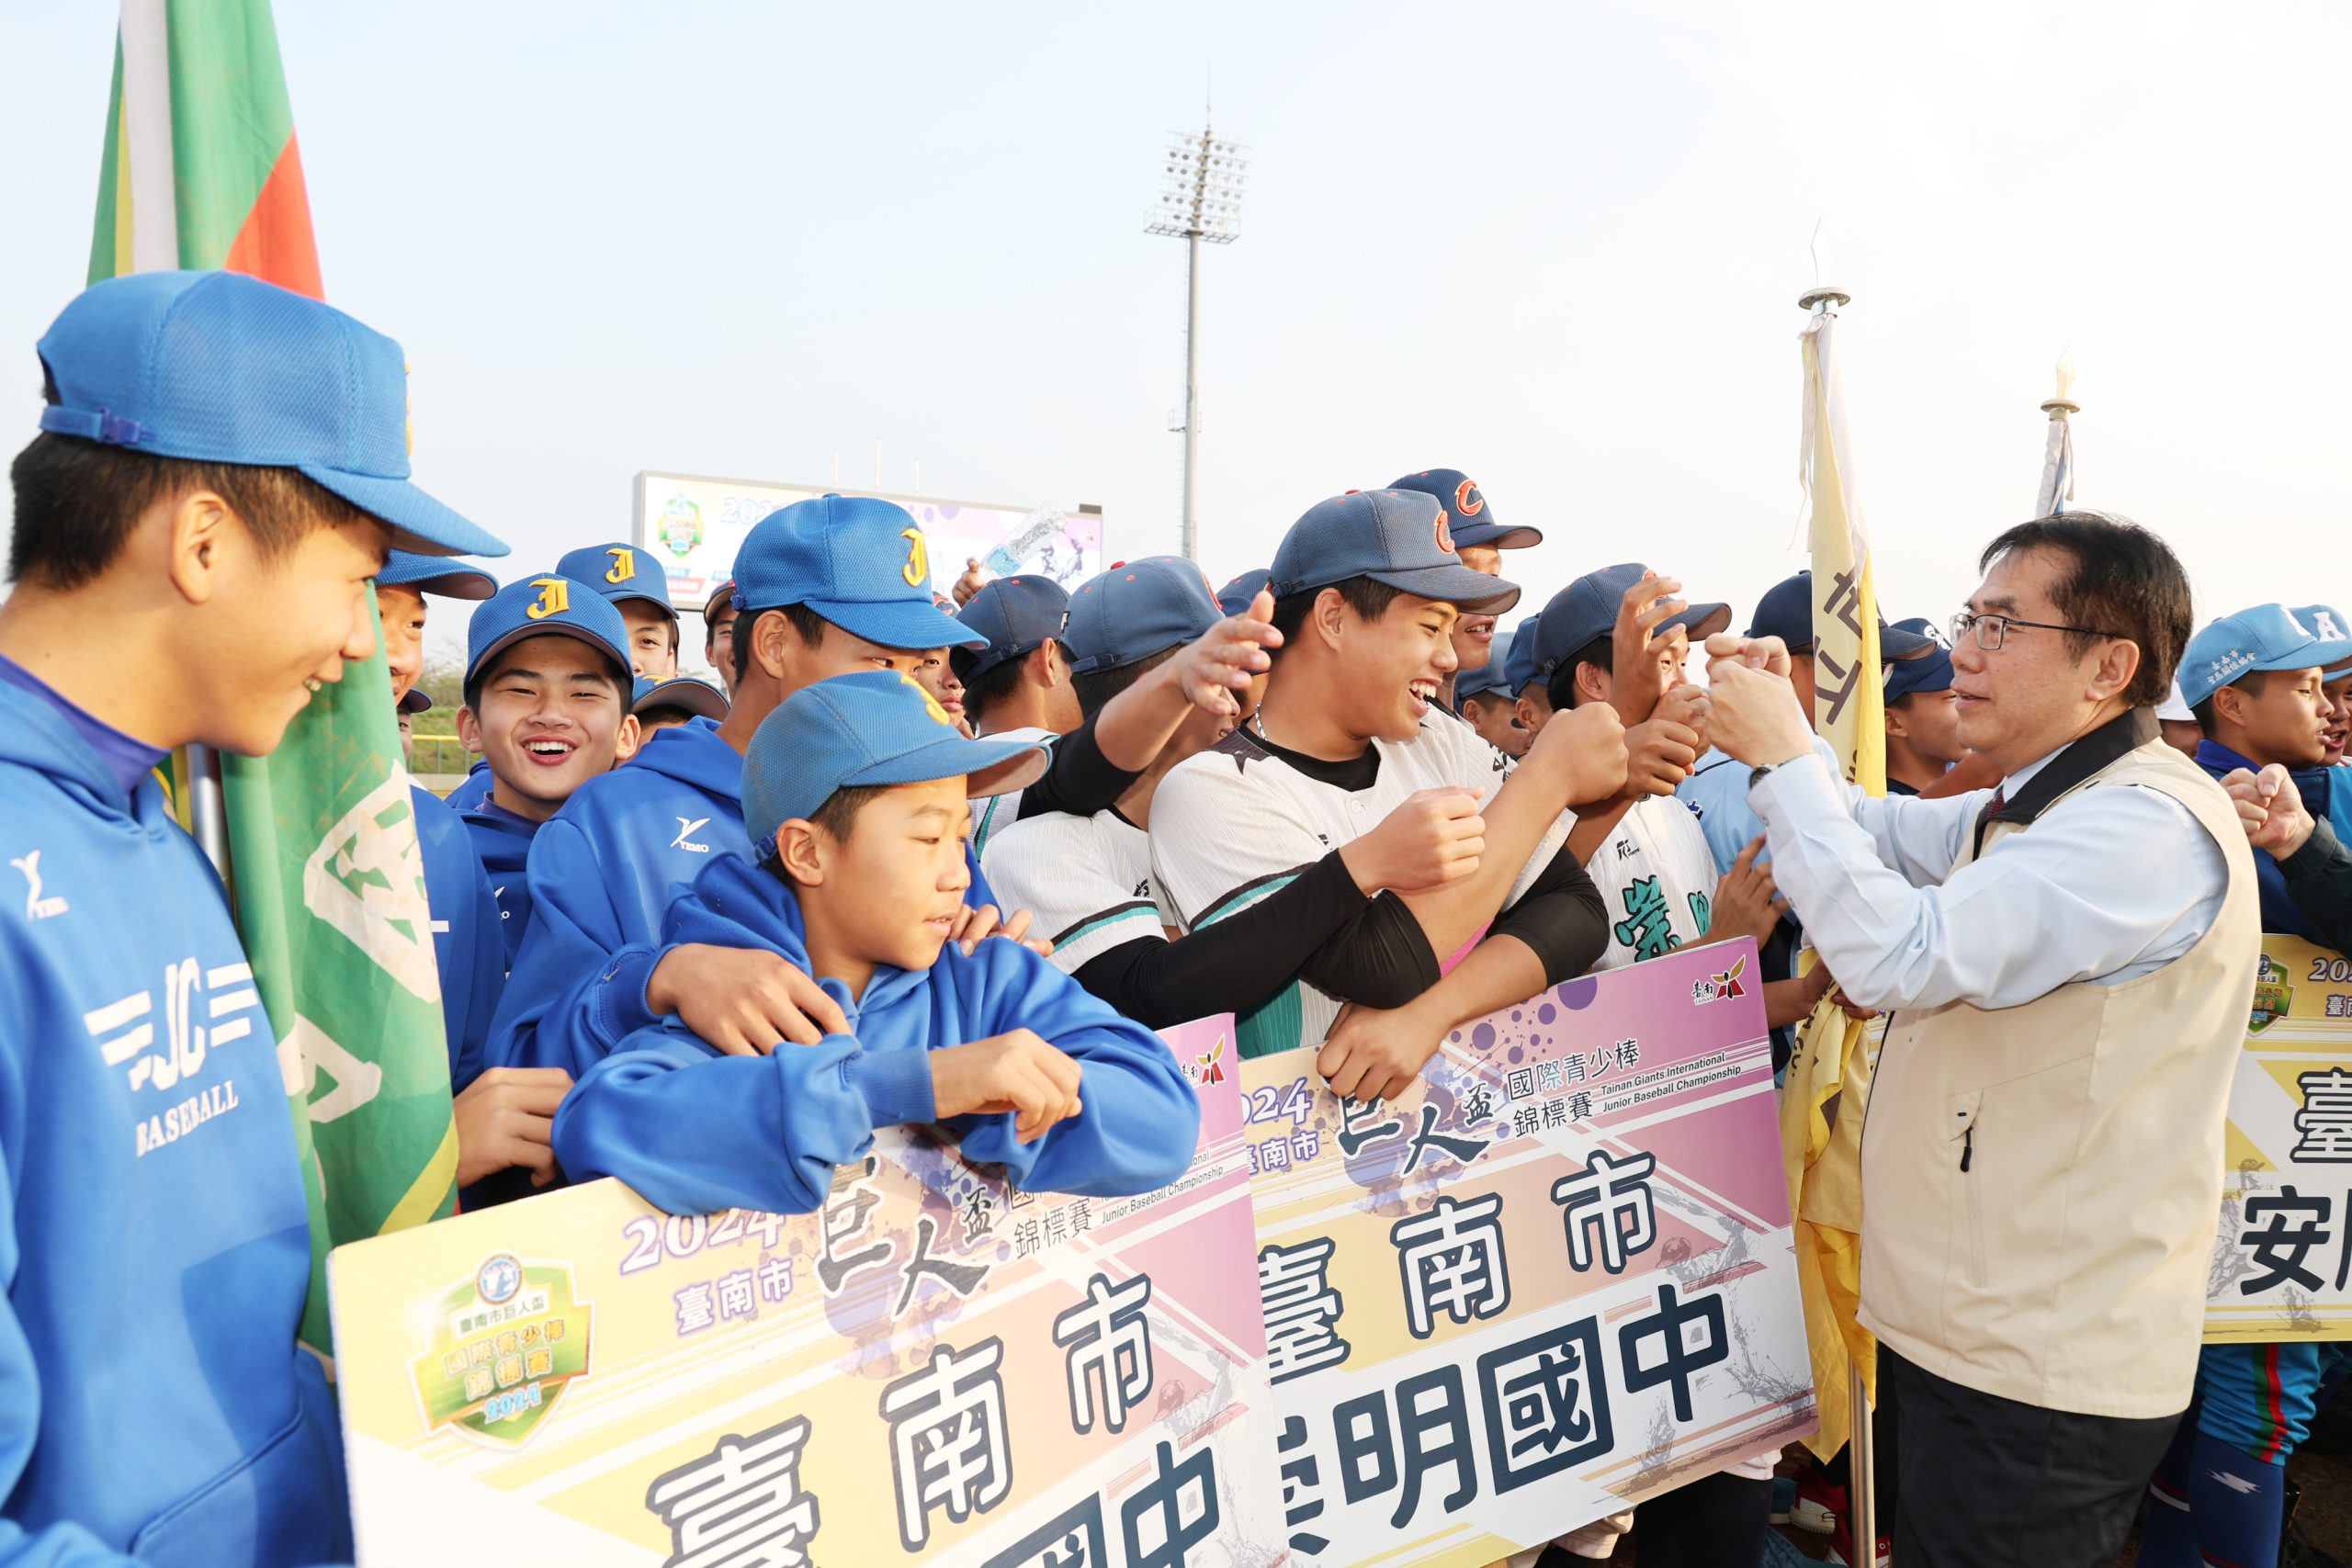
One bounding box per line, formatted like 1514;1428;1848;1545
379;548;496;601
1216;568;1271;619
2291;604;2352;670
2178;604;2329;709
34;271;504;558
1502;619;1543;696
633;675;729;722
555;542;675;616
729;495;981;651
1532;564;1732;694
952;575;1071;683
399;687;434;715
1385;469;1542;550
703;580;737;621
742;671;1049;854
1456;626;1521;706
463;575;634;689
1065;557;1222;675
1883;616;1955;702
1271;490;1520;615
1744;570;1933;659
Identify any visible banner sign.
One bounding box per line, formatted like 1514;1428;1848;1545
1241;940;1815;1566
634;470;1103;613
2206;934;2352;1342
331;1017;1281;1566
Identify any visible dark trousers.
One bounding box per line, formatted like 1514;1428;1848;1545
1630;1469;1773;1568
1882;1345;2180;1568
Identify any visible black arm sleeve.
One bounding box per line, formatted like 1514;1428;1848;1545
1070;851;1374;1028
2280;818;2352;956
1014;713;1139;821
1485;839;1611;985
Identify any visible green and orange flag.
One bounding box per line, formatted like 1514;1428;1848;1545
86;0;459;1356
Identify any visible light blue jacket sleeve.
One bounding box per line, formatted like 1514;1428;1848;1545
485;817;664;1077
949;942;1199;1198
550;1019;935;1215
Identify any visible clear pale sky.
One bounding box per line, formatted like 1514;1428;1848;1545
5;2;2347;671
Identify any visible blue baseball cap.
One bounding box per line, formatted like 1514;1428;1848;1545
741;671;1049;854
399;687;434;716
379;548;496;601
1530;564;1732;695
1065;557;1222;675
1271;490;1520;615
951;575;1071;683
2178;604;2329;709
1502;618;1543;697
1216;568;1271;619
633;675;729;722
34;271;504;558
1883;615;1955;702
463;575;634;690
1743;570;1934;659
2291;604;2352;670
1385;469;1542;550
729;495;981;652
1456;626;1521;706
555;542;675;615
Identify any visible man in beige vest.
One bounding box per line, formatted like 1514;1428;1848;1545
1701;513;2258;1568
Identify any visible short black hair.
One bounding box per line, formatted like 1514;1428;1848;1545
9;430;372;590
1268;576;1407;655
731;603;831;685
2190;670;2269;738
1073;645;1179;719
761;783;890;885
958;639;1058;726
1459;689;1514;721
462;638;632;714
1978;511;2190;708
1548;634;1612;712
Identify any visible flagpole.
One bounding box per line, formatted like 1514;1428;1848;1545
1799;248;1878;1564
184;742;230;874
2037;352;2078;516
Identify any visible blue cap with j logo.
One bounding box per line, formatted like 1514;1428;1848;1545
555;542;675;615
463;575;633;688
728;495;982;652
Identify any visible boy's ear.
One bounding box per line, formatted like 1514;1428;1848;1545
750;609;797;682
1883;701;1911;740
776;819;828;887
164;489;239;606
1311;587;1351;651
455;705;482;752
1574;660;1609;709
613;712;643;764
1032;640;1064;688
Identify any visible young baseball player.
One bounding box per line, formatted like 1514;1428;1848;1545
986;558;1487;1028
1455;625;1529;757
0;271;505;1562
955;575;1080;853
455;576;641;964
551;671;1199;1214
633;674;729;735
910;646;974;734
1883;616;1964;796
1149;489;1628;1096
703;579;740;697
1385;468;1542;716
2296;601;2352;850
557;539;679;680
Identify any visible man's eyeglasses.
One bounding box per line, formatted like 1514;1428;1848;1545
1950;611;2120;652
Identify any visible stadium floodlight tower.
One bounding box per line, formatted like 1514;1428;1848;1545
1147;116;1247;561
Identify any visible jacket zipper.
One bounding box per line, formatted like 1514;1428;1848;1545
1962;1118;1985;1288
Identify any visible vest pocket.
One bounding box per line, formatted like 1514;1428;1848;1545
1947;1089;1985;1290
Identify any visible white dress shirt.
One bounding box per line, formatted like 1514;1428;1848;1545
1747;733;2226;1013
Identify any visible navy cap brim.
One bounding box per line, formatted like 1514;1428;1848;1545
634;679;729;721
842;731;1050;806
802;595;988;651
399;687;434;714
1449;522;1544;551
1668;602;1733;643
952;639;1042;684
300;463;509;558
1360;563;1522;616
378;563;496;600
1877;623;1935;660
467;622;632;687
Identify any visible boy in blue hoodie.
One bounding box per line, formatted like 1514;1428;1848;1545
453;576;641;964
554;671;1200;1213
0;272;506;1562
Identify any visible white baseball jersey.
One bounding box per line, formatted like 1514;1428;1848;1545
981;807;1174;976
969;726;1055;860
1149;710;1569;1058
1582;793;1721;971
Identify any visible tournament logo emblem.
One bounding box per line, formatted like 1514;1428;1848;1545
1182;1031;1228;1087
410;1252;594;1450
654;495;705;561
2250;953;2295;1034
1691;955;1747;1004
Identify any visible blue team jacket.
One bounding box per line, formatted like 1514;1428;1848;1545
413;785;503;1089
488;716;999;1078
442;759;492;813
458;801;538;968
0;681;349;1563
552;853;1198;1214
2199;739;2332;943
